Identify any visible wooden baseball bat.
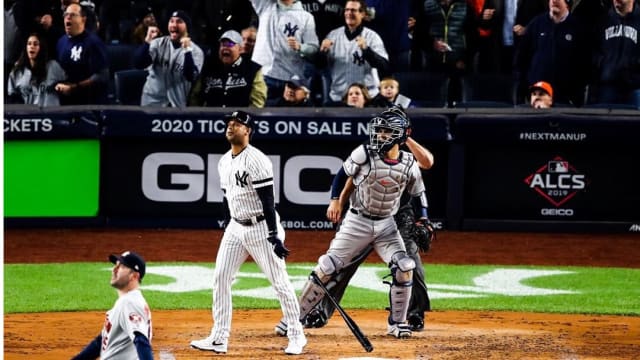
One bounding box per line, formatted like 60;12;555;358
310;272;374;352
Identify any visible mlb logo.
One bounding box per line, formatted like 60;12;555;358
547;161;569;173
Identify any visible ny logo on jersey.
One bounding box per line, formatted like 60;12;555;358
235;171;249;187
283;23;299;37
70;45;83;62
352;51;364;66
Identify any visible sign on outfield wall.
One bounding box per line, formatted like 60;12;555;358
100;108;451;229
453;114;640;231
4;107;100;218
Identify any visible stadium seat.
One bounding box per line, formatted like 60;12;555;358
106;44;137;74
460;72;516;108
392;72;449;108
114;69;148;105
106;44;138;103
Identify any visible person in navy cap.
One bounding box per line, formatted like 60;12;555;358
72;251;153;360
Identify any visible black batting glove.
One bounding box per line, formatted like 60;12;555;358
267;233;290;259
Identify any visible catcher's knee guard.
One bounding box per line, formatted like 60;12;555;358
298;254;341;321
388;252;415;323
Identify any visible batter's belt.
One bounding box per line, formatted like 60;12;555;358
349;208;389;221
233;214;266;226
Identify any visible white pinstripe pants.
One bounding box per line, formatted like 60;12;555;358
210;220;303;342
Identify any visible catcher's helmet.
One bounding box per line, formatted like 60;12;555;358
368;107;410;153
224;110;254;129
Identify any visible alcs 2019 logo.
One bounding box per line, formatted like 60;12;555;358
523;156;589;212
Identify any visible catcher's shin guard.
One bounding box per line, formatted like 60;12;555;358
387;253;415;323
298;271;331;321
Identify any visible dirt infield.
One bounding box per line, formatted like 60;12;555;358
4;229;640;359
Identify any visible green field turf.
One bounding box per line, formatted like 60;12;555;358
5;262;639;316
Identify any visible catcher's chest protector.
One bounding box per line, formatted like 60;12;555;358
352;150;414;217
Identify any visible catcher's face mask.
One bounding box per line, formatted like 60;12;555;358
368;113;407;154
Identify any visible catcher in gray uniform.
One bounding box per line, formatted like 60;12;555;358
295;107;429;338
276;107;435;336
298;189;435;331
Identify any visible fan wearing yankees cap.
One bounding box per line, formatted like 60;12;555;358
189;30;267;107
72;251;153;360
191;110;307;355
133;9;205;107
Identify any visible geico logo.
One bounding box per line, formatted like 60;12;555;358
141;152;343;204
528;174;585;189
541;208;574;216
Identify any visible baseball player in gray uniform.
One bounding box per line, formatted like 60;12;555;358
133;10;204;107
190;110;307;355
296;107;428;338
72;251;153;360
321;0;390;102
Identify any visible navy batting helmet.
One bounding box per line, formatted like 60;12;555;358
225;110;254;129
369;107;410;154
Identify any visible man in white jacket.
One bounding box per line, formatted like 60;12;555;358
250;0;319;101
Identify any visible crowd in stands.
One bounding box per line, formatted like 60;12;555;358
4;0;640;109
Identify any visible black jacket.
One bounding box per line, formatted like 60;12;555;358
190;55;262;107
594;3;640;90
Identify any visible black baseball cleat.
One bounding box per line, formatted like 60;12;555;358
407;314;424;331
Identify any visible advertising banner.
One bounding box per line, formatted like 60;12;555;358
100;109;450;228
4;107;101;219
455;114;640;229
4;105;100;140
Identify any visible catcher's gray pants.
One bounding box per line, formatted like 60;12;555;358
310;206;430;324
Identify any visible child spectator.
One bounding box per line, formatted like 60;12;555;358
370;76;403;107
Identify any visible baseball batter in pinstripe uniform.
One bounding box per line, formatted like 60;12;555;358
190;110;307;355
297;107;428;338
72;251;153;360
321;0;390;102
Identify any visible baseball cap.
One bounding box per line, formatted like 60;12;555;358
170;10;192;33
224;110;254;129
286;75;304;89
109;251;146;281
529;81;553;98
219;30;243;47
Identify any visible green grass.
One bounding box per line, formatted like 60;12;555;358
5;262;640;316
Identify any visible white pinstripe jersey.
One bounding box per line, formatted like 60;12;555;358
100;289;152;360
218;144;274;220
324;26;388;101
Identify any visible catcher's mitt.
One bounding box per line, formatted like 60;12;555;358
414;221;435;252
